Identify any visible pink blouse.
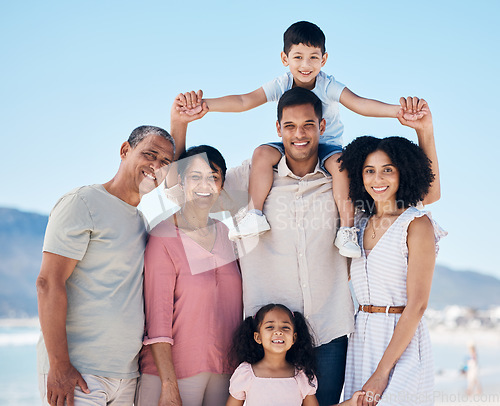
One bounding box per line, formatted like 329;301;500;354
139;219;243;379
229;362;317;405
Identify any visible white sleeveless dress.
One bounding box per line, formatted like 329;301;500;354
344;207;447;405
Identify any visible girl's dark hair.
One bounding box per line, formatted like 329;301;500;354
229;304;317;386
338;136;434;214
177;145;227;185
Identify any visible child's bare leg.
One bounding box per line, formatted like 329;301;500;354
248;145;282;211
324;154;354;228
325;154;360;258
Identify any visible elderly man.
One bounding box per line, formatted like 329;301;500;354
36;126;175;406
169;87;440;405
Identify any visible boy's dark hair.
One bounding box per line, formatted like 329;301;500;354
283;21;326;55
277;87;323;123
339;136;434;214
177;144;227;185
229;304;317;386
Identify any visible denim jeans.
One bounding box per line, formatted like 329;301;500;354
314;335;348;406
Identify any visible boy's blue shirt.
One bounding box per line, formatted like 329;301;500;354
262;71;346;145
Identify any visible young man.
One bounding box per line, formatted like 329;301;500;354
169;87;440;406
36;126;175;406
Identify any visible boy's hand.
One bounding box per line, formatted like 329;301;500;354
175;90;203;111
171;94;208;124
397;97;433;131
399;96;427;121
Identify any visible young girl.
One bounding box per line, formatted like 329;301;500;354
226;304;363;406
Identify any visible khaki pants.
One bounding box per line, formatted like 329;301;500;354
135;372;230;406
38;373;137;406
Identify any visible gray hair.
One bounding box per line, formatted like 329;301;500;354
128;125;175;156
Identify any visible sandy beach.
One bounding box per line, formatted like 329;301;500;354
435;395;500;406
1;320;499;405
431;327;500;405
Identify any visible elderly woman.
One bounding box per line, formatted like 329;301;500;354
339;107;446;406
135;145;243;406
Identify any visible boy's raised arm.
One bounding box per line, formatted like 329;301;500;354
339;87;424;120
205;87;267;112
339;87;400;117
178;88;267;114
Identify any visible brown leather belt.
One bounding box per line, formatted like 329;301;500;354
358;304;406;314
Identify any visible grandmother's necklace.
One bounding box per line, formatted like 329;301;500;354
179;207;211;237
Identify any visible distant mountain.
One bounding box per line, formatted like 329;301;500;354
430;264;500;310
0;207;48;317
0;207;499;317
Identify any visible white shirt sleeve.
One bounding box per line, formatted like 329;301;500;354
323;73;346;102
262;73;293;102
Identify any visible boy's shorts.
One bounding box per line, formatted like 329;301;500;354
264;141;343;175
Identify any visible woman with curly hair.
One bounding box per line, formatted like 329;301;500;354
340;104;447;406
226;303;364;406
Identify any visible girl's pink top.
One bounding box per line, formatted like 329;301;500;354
229;362;317;405
139;219;243;379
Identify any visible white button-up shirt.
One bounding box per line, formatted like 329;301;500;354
221;157;354;345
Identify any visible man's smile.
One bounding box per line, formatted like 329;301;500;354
142;170;156;181
292;141;309;146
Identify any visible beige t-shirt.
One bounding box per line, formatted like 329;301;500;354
37;184;147;379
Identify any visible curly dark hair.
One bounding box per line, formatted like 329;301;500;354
229;304;317;386
339;136;434;214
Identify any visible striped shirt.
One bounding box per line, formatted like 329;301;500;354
344;207;447;405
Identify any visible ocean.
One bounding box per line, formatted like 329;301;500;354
0;323;39;406
0;322;499;406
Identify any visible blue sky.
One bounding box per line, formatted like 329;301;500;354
1;1;499;277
